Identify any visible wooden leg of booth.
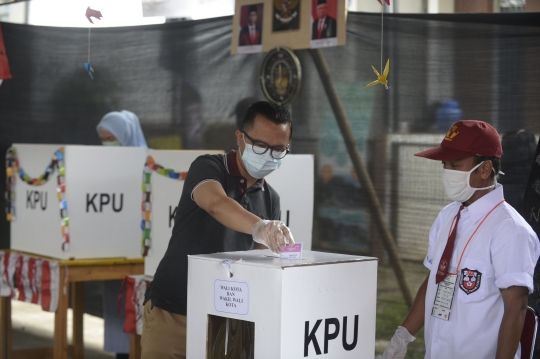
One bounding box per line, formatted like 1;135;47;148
54;268;69;359
0;296;12;359
72;282;85;359
129;334;141;359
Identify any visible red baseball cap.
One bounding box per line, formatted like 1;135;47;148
414;120;502;160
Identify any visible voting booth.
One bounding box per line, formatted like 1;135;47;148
8;144;147;259
143;150;223;275
266;154;314;250
144;154;315;276
187;250;377;359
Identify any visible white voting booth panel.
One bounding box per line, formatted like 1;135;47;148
266;154;314;250
187;250;377;359
11;144;146;259
144;153;314;276
144;150;223;276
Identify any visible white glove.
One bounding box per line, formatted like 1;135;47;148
382;326;415;359
251;220;295;254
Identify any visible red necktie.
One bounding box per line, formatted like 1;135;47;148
318;19;323;39
435;206;464;284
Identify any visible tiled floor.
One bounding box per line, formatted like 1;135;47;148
10;280;114;359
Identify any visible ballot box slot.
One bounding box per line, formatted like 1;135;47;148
206;314;255;359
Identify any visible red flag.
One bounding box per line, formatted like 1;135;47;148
0;23;12;81
377;0;391;5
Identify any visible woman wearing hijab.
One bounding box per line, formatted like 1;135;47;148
96;110;147;359
97;110;148;148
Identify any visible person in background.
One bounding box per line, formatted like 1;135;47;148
97;110;148;148
498;130;540;358
96;110;148;359
498;130;537;212
382;120;539;359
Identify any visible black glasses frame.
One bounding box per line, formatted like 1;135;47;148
242;131;290;159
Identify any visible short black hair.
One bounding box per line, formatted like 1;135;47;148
248;5;257;13
473;155;501;179
235;97;259;130
241;101;293;140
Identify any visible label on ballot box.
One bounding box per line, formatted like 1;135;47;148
213;278;250;316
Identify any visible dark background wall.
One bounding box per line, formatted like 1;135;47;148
0;12;539;254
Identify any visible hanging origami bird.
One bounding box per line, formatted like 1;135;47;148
364;59;390;89
84;7;103;79
85;7;103;24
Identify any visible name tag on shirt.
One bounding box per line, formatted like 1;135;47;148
431;275;457;321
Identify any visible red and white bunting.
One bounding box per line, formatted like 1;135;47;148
124;274;152;335
0;251;59;312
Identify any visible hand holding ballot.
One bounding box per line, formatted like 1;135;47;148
251;219;295;254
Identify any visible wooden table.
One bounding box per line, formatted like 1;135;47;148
0;251;144;359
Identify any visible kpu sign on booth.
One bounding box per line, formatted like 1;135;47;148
143;150;223;276
9;144;146;259
144;153;314;276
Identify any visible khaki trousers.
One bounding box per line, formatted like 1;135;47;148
141;301;187;359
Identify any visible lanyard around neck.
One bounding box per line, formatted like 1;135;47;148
447;199;505;276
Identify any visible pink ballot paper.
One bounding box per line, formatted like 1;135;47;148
280;243;303;260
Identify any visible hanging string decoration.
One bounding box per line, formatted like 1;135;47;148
84;7;103;79
365;0;391;89
141;156;188;256
5;147;71;251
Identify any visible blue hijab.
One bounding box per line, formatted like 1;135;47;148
96;110;148;148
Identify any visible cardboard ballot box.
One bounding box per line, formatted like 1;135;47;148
143;150;223;276
144;153;314;276
9;144;146;259
187;250;377;359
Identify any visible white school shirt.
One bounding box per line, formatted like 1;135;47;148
423;184;539;359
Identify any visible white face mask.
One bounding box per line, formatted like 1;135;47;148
442;161;496;202
241;138;282;179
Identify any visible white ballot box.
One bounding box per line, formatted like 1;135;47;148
143;150;223;276
9;144;146;259
266;154;314;250
187;250;377;359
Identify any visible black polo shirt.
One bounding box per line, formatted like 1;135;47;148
145;150;281;315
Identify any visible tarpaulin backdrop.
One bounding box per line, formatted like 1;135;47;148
0;13;539;260
0;13;540;253
0;12;539;357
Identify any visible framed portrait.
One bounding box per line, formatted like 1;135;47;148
231;0;346;54
272;0;300;32
238;3;264;54
310;0;344;48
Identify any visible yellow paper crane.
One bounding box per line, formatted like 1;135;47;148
365;59;390;89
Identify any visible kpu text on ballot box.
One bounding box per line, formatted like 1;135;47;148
187;250;377;359
8;144;146;259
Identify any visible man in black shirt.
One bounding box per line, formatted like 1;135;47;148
141;101;294;358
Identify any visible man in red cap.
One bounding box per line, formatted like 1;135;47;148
382;120;539;359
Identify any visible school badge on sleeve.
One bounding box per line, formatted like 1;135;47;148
459;268;482;295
